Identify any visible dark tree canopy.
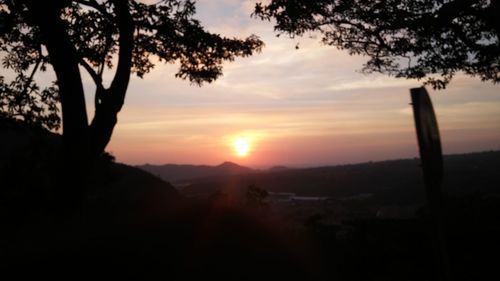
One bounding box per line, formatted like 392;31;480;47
59;0;263;84
254;0;500;89
0;2;60;130
0;75;60;130
0;0;263;153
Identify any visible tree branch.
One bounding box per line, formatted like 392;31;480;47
74;0;113;20
98;29;114;76
108;0;134;112
79;57;102;86
78;57;106;110
20;56;41;97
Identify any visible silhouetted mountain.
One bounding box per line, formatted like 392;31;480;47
137;161;255;183
181;151;500;204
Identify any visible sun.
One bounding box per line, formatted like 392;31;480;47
233;137;250;157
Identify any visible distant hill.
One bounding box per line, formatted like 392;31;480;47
180;151;500;205
268;165;292;172
137;161;255;184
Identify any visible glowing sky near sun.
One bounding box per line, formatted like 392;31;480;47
19;0;500;168
233;136;251;157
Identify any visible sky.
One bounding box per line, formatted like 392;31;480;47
105;0;500;168
19;0;500;168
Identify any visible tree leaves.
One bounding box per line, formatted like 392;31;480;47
254;0;500;89
59;0;263;84
0;75;60;130
0;0;264;130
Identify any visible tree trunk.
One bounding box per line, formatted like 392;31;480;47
90;0;134;157
89;89;119;156
24;0;90;213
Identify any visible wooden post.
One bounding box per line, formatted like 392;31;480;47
410;86;450;281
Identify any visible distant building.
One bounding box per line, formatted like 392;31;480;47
268;192;295;203
292;196;329;201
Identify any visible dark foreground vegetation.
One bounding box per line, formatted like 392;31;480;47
2;118;499;280
0;118;319;280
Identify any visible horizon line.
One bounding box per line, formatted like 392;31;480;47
128;149;500;170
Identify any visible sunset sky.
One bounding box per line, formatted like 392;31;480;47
40;1;500;167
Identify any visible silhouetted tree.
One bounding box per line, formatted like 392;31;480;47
1;0;263;160
254;0;499;89
1;0;263;210
245;184;269;209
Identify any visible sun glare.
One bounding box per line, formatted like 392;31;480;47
234;137;250;157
